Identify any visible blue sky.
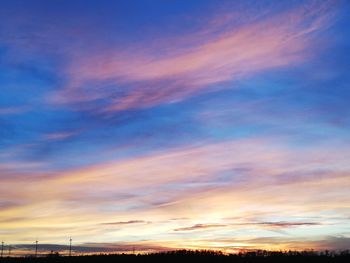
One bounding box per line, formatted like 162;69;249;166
0;0;350;254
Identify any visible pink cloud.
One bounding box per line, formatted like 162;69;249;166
52;1;337;111
0;106;29;115
1;137;349;246
43;131;78;141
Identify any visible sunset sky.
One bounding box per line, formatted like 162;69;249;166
1;0;350;255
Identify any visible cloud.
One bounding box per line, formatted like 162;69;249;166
11;242;171;255
173;221;321;232
256;221;321;228
189;235;350;252
0;201;20;210
174;224;228;232
0;106;29;115
314;236;350;251
1;138;349;248
50;1;337;111
78;242;170;253
101;220;149;226
0;161;47;180
0;0;348;254
8;236;350;255
43;131;78;141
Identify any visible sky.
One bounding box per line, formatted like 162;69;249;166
0;0;350;255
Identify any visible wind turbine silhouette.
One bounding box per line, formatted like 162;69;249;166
69;238;72;257
35;240;38;257
1;241;4;258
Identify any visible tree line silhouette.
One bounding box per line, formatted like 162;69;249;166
1;249;350;263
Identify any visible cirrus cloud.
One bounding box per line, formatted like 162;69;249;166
51;1;337;112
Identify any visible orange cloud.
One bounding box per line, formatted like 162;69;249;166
1;137;349;246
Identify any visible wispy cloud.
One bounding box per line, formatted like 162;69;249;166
255;221;321;228
173;221;321;232
1;137;349;244
174;224;228;232
0;106;29;115
43;131;78;141
0;0;348;253
49;1;337;111
8;235;350;255
101;220;149;226
11;242;171;255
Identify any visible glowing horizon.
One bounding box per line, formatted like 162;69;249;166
1;0;350;254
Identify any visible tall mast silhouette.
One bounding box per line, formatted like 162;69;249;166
1;241;4;258
69;238;72;257
35;240;38;257
8;245;11;257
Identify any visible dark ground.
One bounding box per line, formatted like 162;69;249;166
1;250;350;263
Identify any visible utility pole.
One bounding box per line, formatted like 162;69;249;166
1;241;4;258
69;238;72;257
8;245;11;257
35;240;38;257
